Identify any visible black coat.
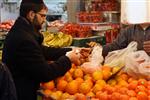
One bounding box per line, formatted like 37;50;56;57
0;63;17;100
2;17;72;100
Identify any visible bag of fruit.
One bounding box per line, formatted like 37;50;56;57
125;50;150;80
81;45;104;74
104;41;137;68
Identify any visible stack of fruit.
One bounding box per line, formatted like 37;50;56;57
0;20;15;31
42;31;72;48
40;64;150;100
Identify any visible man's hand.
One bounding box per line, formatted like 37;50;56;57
143;41;150;53
66;50;81;65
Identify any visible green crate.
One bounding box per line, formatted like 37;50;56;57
71;36;106;47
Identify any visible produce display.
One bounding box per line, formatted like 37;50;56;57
60;23;92;38
0;20;15;31
77;12;103;23
90;0;119;11
40;64;150;100
42;31;72;48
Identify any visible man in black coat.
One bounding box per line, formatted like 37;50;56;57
2;0;80;100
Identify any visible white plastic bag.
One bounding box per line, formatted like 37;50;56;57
104;41;138;68
125;50;150;80
81;45;104;74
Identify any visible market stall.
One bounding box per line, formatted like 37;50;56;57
0;0;150;100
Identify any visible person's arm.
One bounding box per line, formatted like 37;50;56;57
102;26;131;57
16;40;72;82
41;45;72;61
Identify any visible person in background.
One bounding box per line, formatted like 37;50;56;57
2;0;80;100
102;23;150;57
88;23;150;57
61;3;68;23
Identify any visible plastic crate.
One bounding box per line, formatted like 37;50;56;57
71;36;106;47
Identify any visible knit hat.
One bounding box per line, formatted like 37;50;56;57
21;0;44;4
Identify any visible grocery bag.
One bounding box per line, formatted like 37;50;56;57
104;41;138;68
81;45;104;74
125;50;150;80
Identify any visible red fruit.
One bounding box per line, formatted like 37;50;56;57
137;91;148;100
128;80;138;90
120;94;130;100
135;85;147;93
129;97;138;100
138;79;148;87
127;90;136;97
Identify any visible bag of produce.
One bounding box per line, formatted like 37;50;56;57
81;45;104;74
104;41;137;68
125;50;150;80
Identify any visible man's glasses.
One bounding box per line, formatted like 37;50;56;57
37;13;47;18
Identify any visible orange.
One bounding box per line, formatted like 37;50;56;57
137;91;148;100
135;85;147;93
79;82;91;94
103;85;115;94
75;93;86;100
120;94;130;100
65;80;78;95
73;68;84;79
92;70;103;81
127;90;136;97
102;70;112;80
96;79;106;87
43;89;52;97
60;92;70;99
107;79;117;86
84;80;93;88
118;80;128;87
111;92;121;100
86;91;95;98
128;80;138;90
101;65;112;72
42;80;55;90
75;77;84;85
138;78;148;87
129;97;138;100
69;68;75;74
120;73;129;81
117;87;128;94
92;84;103;94
50;91;62;100
84;74;93;81
56;80;67;92
96;91;108;100
64;72;73;82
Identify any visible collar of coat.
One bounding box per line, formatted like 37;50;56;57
14;16;44;44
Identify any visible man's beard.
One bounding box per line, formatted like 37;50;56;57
32;15;43;32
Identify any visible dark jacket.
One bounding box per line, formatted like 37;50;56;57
0;63;17;100
103;25;150;57
2;17;72;100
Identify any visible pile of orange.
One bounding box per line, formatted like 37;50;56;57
41;64;150;100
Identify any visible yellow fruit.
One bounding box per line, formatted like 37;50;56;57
65;80;78;95
92;70;103;81
60;92;70;99
56;80;67;92
107;79;117;86
42;81;55;90
73;68;84;79
64;72;73;82
84;74;93;81
92;84;103;94
96;80;106;87
79;82;91;94
102;70;112;80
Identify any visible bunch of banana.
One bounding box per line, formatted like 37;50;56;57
42;31;72;48
0;50;2;61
